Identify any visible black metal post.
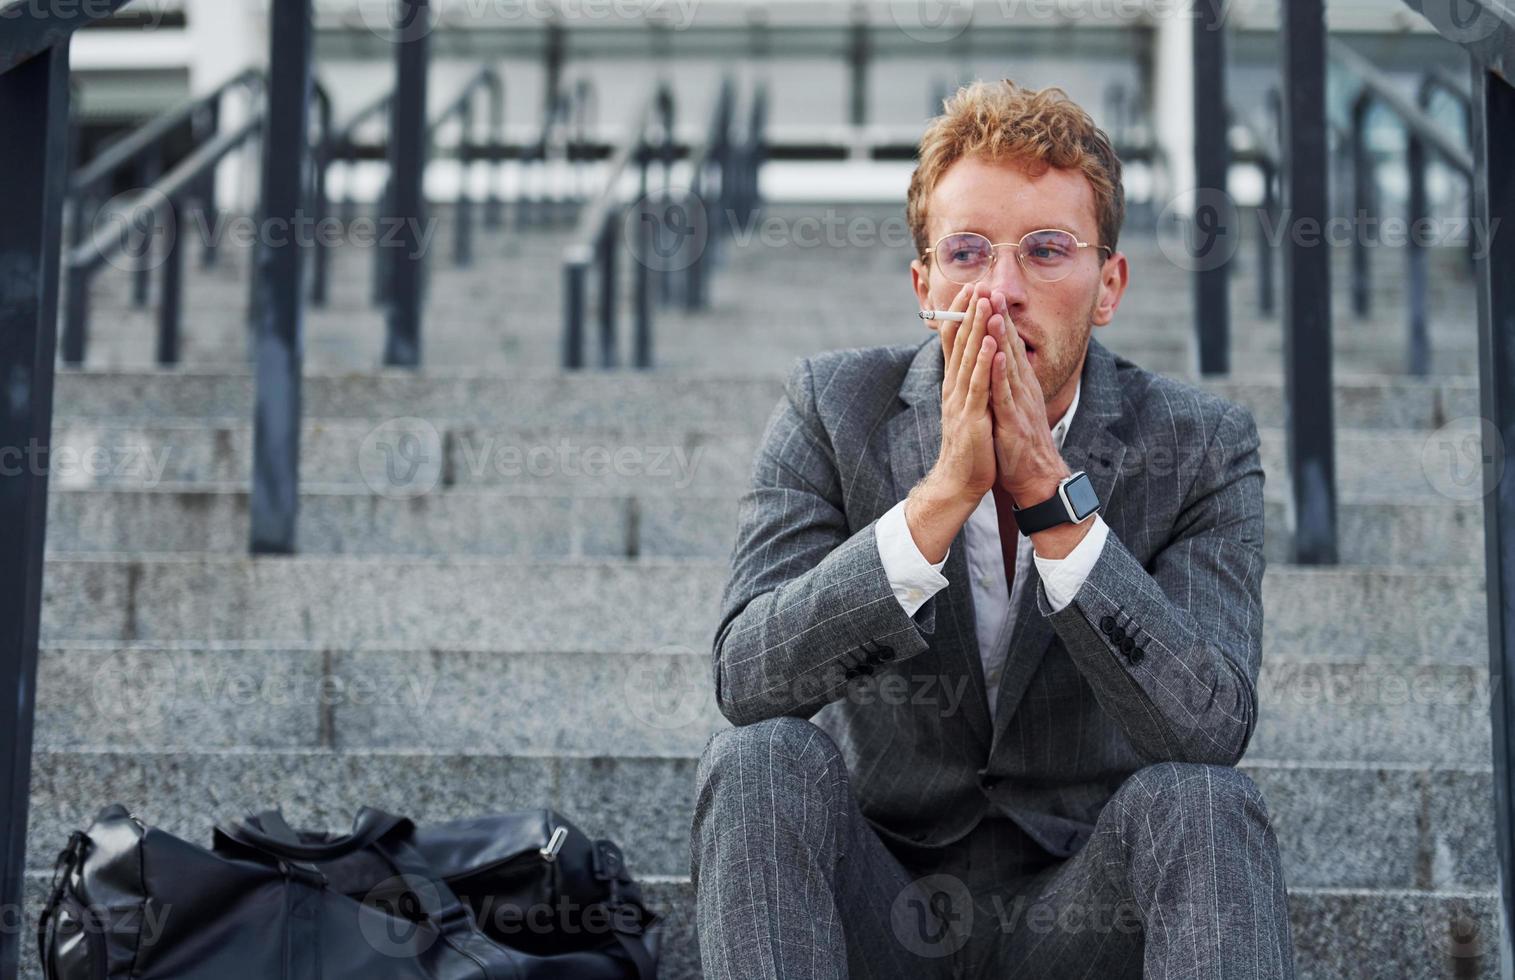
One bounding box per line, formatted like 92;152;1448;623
383;0;430;367
1471;62;1515;970
0;40;69;978
197;99;221;268
248;0;312;554
634;153;652;370
1192;0;1230;375
1279;0;1338;563
1256;159;1276;317
484;72;503;228
563;260;586;368
455;93;473;266
1405;127;1430;377
131;148;160;306
597;212;617;367
1349;93;1375;317
309;85;332;306
156;197;183;364
848;13;868;129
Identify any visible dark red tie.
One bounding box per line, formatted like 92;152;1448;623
990;484;1020;598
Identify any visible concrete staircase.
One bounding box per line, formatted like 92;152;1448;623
25;201;1498;978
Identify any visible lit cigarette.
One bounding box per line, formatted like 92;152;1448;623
917;309;967;322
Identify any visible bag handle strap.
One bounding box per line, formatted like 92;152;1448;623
37;830;88;980
610;926;657;980
213;806;408;862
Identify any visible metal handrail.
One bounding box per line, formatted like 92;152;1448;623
425;66;505;264
1331;39;1473;376
317;65;509;305
61;112;264;365
561;83;674;369
70;68;262;196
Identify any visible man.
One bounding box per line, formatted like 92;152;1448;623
690;79;1294;979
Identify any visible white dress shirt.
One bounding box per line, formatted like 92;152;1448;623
874;377;1111;723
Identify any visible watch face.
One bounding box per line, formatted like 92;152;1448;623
1064;473;1100;519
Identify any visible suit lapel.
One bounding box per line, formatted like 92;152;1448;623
885;338;993;752
988;336;1129;756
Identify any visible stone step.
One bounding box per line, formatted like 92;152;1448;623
43;486;1483;567
45;419;1495;501
39;557;1486;662
36;643;1492;767
50;368;1479;430
15;871;1501;980
17;750;1494;893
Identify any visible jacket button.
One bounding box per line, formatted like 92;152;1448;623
1111;626;1127;642
844;667;859;679
876;645;895;661
1130;647;1146;665
1099;616;1116;635
1120;637;1134;653
858;663;875;676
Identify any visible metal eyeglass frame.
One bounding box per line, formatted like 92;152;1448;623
923;229;1114;284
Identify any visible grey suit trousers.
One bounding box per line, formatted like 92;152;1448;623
690;716;1296;980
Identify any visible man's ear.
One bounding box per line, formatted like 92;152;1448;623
1090;251;1129;326
911;257;932;310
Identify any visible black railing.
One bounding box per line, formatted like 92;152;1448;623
1331;39;1473;378
1390;0;1515;963
318;65;508;312
518;77;599;229
63;114;262;365
559;77;766;370
1;6;135;973
68;68;262;302
561;82;675;370
60;71;333;366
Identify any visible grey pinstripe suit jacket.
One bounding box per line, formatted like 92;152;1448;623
711;333;1268;859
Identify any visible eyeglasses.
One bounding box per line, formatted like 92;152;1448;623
923;229;1113;284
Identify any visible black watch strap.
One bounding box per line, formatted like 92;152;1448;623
1012;488;1073;534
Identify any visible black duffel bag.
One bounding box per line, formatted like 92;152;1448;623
38;802;662;979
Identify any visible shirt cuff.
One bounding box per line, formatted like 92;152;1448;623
874;497;950;618
1032;512;1110;613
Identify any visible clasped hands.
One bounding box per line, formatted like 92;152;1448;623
932;282;1073;509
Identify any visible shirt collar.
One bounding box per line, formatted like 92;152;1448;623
1051;376;1082;450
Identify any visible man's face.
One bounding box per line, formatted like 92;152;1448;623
910;154;1128;408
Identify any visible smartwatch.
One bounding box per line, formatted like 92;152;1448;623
1011;470;1101;533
